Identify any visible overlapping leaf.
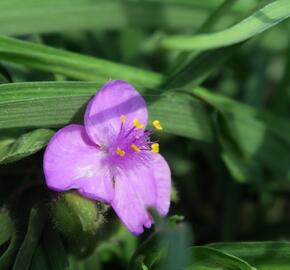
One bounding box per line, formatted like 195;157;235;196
0;211;18;270
0;81;213;140
0;36;161;86
210;242;290;270
161;0;290;51
0;129;54;164
191;87;290;182
188;246;256;270
13;206;47;270
0;0;251;36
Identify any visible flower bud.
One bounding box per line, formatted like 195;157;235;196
51;191;107;256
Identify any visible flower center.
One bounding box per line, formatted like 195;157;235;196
105;115;162;166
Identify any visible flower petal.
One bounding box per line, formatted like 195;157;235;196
43;124;114;203
111;169;153;235
111;154;171;234
84;80;148;146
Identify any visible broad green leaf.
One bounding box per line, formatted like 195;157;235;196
0;35;162;87
210;242;290;270
0;129;54;164
0;0;253;36
0;211;18;270
188;246;256;270
13;205;47;270
0;82;213;143
161;0;290;51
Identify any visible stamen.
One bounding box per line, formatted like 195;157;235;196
131;144;141;152
133;119;144;129
116;147;125;157
153;120;163;130
151;143;159;153
120;115;126;124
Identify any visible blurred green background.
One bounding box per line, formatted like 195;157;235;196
0;0;290;269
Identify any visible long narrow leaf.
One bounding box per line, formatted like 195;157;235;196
0;0;249;35
0;82;213;142
210;242;290;270
0;36;162;86
188;246;256;270
191;87;290;181
161;0;290;51
0;129;54;164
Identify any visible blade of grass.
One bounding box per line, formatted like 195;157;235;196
0;35;162;87
166;0;238;79
161;0;290;51
0;0;250;35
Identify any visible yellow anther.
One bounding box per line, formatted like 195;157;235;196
133;119;144;129
120;115;125;124
151;143;159;153
131;144;141;152
153;120;163;130
116;147;125;157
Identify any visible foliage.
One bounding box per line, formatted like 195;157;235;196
0;0;290;269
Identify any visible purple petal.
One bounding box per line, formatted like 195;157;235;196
84;80;148;146
43;124;114;203
111;154;171;234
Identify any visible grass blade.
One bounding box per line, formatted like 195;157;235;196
0;36;162;87
161;0;290;51
0;0;254;35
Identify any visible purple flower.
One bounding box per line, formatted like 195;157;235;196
43;80;171;234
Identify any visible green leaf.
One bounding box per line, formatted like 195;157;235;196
0;211;18;270
210;242;290;270
0;35;162;87
0;211;13;246
13;205;47;270
129;213;193;270
163;44;241;88
68;246;101;270
97;224;137;265
161;0;290;51
213;111;257;183
191;87;290;181
0;82;213;143
41;225;69;270
30;244;50;270
188;246;256;270
0;129;54;164
0;0;249;36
